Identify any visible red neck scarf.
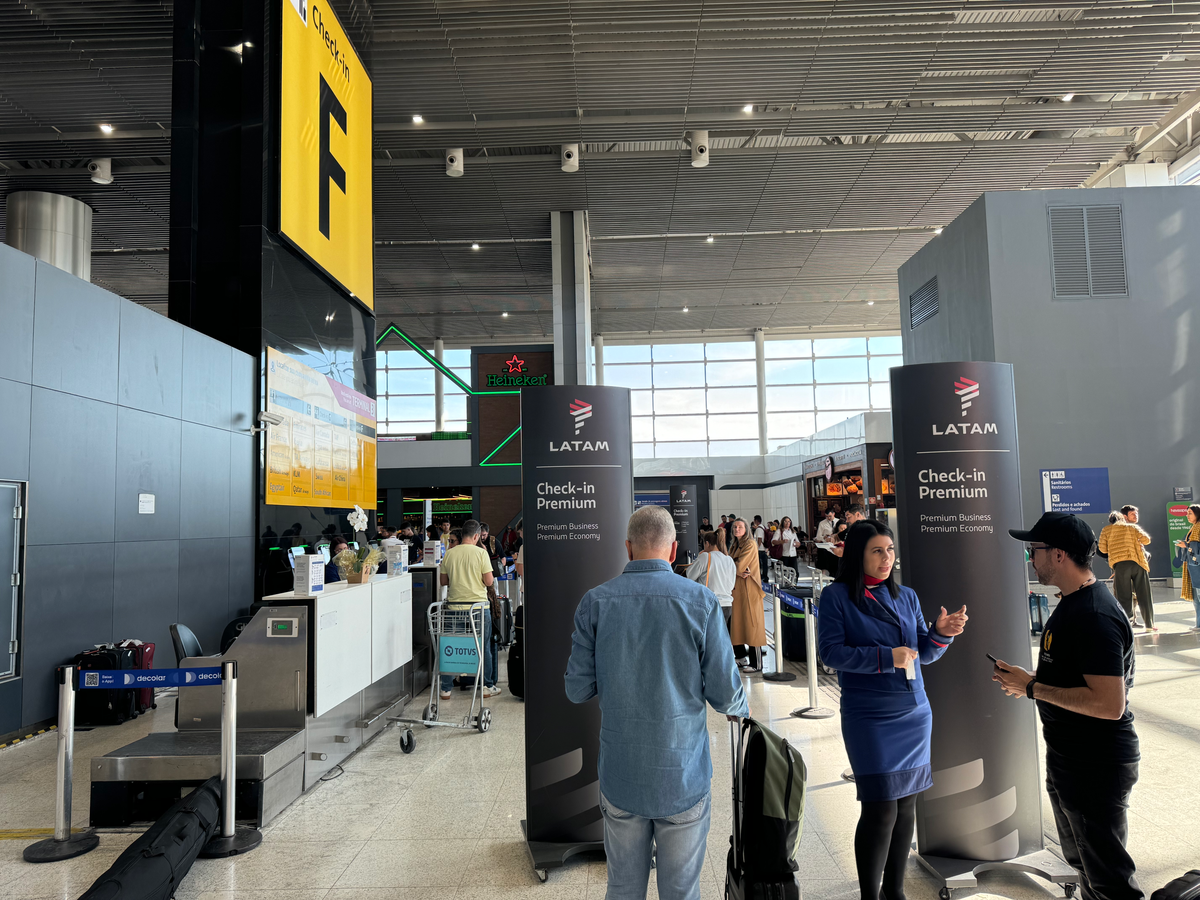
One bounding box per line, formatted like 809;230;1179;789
864;575;885;586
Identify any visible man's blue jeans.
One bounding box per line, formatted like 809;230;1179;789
600;790;711;900
439;611;496;691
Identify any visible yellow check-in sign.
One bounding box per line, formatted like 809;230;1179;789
279;0;374;308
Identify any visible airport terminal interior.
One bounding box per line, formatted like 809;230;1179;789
2;2;1200;899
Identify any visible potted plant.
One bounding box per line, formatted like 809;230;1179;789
334;545;383;584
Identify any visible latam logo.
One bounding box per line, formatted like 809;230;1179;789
570;399;592;435
954;377;979;418
680;489;688;499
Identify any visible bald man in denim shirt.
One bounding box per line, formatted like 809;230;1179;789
566;505;749;900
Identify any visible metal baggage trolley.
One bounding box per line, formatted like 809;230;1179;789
391;600;492;751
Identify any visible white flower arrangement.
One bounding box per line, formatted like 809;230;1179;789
347;505;369;533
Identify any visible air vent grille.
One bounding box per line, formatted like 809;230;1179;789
909;276;939;329
1049;205;1127;298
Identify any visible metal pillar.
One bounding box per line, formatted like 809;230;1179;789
754;329;768;456
594;334;604;385
762;579;796;683
791;570;835;719
23;667;100;862
434;338;445;431
200;660;262;857
551;211;592;386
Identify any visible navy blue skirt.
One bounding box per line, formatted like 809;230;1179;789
840;688;933;802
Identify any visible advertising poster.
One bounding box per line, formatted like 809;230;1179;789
670;484;698;552
266;347;377;509
1168;502;1193;579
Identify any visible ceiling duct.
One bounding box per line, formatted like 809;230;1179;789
4;191;93;281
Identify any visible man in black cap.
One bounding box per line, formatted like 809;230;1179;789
995;512;1141;900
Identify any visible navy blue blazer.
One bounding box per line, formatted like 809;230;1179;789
817;581;952;694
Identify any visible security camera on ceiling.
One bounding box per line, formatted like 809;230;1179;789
689;131;709;168
561;143;580;173
88;158;113;185
446;148;464;177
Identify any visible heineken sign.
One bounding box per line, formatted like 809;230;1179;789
486;354;548;388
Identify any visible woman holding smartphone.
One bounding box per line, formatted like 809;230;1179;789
818;520;968;900
773;515;801;576
1176;504;1200;630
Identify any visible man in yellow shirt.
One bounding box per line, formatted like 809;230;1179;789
1098;507;1154;631
439;519;499;698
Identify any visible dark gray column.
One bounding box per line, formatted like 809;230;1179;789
551;211;592;386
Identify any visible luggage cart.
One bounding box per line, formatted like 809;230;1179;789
391;601;492;750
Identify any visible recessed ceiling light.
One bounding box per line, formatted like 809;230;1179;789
471;243;480;250
1061;93;1074;102
502;312;509;317
682;306;689;313
706;235;714;243
934;227;944;234
743;104;753;113
867;301;875;306
99;124;114;134
412;115;424;124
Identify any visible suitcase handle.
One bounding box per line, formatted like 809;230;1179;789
729;717;744;862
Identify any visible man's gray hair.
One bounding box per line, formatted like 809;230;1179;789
627;506;677;550
461;519;481;540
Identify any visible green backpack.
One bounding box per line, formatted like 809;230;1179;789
727;718;807;900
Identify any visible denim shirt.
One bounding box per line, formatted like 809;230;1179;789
565;558;749;819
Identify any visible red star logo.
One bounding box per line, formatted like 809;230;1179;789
505;355;525;374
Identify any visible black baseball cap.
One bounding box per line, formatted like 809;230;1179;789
1008;512;1095;557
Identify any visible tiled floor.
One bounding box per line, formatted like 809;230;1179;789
2;582;1198;900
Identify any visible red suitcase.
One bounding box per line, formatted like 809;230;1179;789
118;639;157;713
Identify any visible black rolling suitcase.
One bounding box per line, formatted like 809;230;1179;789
74;646;137;726
78;777;221;900
1029;592;1050;634
726;718;806;900
507;605;525;699
1153;871;1200;900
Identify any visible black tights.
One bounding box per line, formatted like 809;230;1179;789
854;794;917;900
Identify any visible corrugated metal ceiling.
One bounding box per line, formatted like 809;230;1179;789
2;0;1199;342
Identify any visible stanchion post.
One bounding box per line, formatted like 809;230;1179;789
790;570;835;720
200;660;262;858
762;582;796;683
23;666;99;862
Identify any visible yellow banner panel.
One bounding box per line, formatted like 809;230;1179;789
279;0;374;308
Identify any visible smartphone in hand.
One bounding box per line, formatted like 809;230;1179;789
985;653;999;665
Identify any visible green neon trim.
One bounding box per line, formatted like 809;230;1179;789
480;424;522;466
375;323;521;397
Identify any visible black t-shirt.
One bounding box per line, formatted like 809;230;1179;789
1035;581;1139;762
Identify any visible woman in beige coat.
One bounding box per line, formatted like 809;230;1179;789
729;517;766;673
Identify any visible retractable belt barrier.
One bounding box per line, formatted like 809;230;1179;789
24;662;261;864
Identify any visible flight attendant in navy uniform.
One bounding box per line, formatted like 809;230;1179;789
818;520;969;900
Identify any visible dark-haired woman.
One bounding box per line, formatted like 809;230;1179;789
1176;504;1200;631
818;520;968;900
773;516;801;576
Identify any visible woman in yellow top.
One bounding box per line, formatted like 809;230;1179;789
1175;504;1200;631
729;518;766;673
1097;508;1154;630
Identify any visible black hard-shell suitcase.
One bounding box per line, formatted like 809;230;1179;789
507;605;525;699
1029;592;1050;634
74;647;137;726
78;777;221;900
1153;871;1200;900
496;597;514;648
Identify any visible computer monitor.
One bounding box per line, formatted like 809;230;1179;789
317;545;331;564
347;541;359;550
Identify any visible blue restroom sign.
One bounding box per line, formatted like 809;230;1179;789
1039;468;1111;514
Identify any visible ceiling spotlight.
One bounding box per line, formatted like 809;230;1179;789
1061;93;1075;102
867;301;875;306
743;104;754;113
502;312;509;317
706;235;714;243
99;124;114;134
412;114;424;124
934;227;944;234
471;243;480;250
682;306;690;313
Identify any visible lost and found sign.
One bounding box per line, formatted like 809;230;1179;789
1039;468;1111;514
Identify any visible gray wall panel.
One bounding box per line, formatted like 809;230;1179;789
178;537;230;652
0;377;32;482
181;330;233;429
231;350;255;434
0;679;21;737
118;301;184;419
180;423;232;539
31;261;120;404
902;187;1200;577
27;388;117;546
115;406;182;542
22;543;115;725
229;537;254;620
113;540;180;667
0;243;36;385
229;432;254;537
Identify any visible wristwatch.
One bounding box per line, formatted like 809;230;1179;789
1026;678;1037;700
